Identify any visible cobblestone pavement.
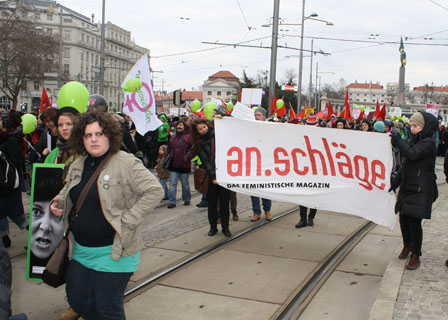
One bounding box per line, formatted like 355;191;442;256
142;193;255;247
393;162;448;320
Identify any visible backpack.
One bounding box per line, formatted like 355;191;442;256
0;150;19;194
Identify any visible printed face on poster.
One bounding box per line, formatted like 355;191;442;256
27;164;64;281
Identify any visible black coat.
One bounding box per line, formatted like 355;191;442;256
198;130;216;181
392;111;438;219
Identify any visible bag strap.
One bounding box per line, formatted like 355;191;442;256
65;152;114;237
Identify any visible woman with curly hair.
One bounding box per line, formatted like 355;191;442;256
50;112;163;319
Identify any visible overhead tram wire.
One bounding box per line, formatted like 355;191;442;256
151;35;272;59
428;0;448;11
235;0;253;31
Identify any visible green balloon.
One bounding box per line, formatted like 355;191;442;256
252;106;258;111
124;77;143;92
203;102;216;120
191;99;201;112
227;101;234;111
360;105;365;112
57;81;89;114
276;99;285;109
21;114;37;134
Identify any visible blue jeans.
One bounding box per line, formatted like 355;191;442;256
159;178;168;199
251;196;271;216
168;171;190;205
0;188;28;236
66;259;132;320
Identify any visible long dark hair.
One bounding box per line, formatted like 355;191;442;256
190;118;210;149
34;167;63;201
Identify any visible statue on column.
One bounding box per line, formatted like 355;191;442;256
399;37;406;67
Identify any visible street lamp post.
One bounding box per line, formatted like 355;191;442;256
58;5;63;88
99;0;106;95
308;39;314;107
268;0;280;114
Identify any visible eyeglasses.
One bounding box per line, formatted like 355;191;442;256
84;131;104;139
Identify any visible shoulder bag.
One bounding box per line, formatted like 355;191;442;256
194;138;215;194
42;153;113;288
162;137;184;170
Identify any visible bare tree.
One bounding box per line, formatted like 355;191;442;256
282;68;296;86
0;4;58;108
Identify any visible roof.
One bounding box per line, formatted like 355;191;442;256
413;86;448;93
347;83;384;90
155;91;203;101
207;71;239;82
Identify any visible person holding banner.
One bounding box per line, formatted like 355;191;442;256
250;108;272;222
50;112;163;319
190;118;232;237
390;111;438;270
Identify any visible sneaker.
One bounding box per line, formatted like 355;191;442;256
406;253;420;270
265;212;272;221
398;245;411;260
2;235;11;248
250;215;260;222
184;201;190;206
60;307;79;320
196;202;208;208
295;220;307;228
167;204;176;209
232;213;239;221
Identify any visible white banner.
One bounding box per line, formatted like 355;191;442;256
122;55;162;135
215;118;396;229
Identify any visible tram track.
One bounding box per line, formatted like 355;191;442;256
123;206;376;320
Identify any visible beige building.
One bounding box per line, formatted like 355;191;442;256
0;0;149;112
201;71;239;103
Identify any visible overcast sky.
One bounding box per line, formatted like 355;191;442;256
59;0;448;93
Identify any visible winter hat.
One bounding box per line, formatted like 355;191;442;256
374;121;385;132
410;112;425;128
254;107;267;117
306;115;318;126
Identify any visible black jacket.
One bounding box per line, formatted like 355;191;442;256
392;111;438;219
198;130;216;180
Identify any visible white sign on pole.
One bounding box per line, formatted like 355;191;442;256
121;55;162;135
426;104;439;118
214;118;396;229
231;102;255;121
389;107;402;117
241;88;263;106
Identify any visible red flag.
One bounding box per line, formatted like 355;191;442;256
358;110;365;120
323;102;335;119
40;88;51;112
342;89;352;119
276;104;286;117
298;108;306;119
375;99;380;119
289;103;298;119
378;103;386;120
270;95;278;116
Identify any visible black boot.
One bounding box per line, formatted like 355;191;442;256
208;228;218;236
2;235;11;248
295;220;307;228
307;218;314;226
222;229;232;238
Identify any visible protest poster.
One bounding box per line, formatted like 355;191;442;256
214;118;396;229
122;55;162;135
231;102;255;121
27;164;64;281
241;88;263;106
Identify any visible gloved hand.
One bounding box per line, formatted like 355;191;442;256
390;129;402;146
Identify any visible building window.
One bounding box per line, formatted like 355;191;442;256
63;48;70;58
207;91;212;95
47;14;52;21
34;13;40;20
46;28;52;34
34;81;39;90
226;91;231;96
63;64;70;75
217;91;221;96
64;31;71;40
364;99;367;102
63;18;72;23
82;33;85;42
